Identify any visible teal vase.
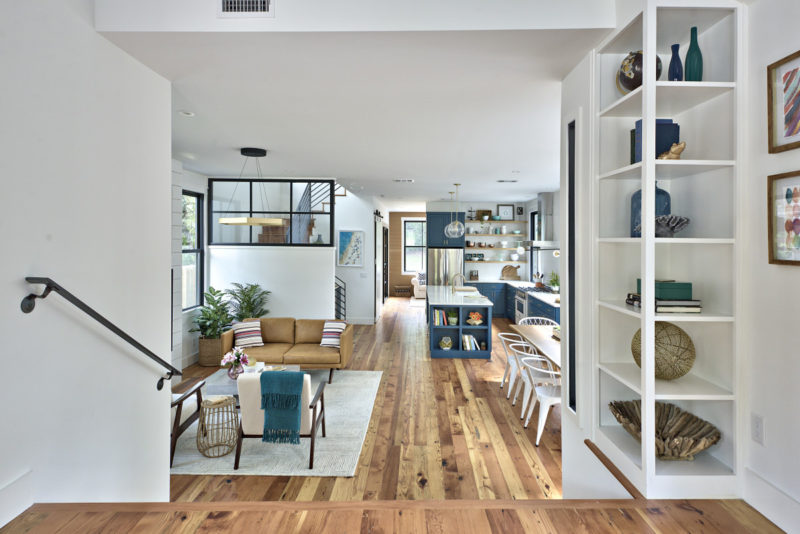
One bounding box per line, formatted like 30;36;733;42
685;26;703;81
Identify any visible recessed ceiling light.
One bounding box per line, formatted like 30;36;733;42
178;110;195;117
497;179;518;183
393;178;415;183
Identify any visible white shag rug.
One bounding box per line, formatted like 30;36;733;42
170;369;382;477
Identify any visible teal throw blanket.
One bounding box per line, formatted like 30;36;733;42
260;371;304;444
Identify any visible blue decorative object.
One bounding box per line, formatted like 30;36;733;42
630;183;671;237
685;26;703;81
668;44;683;81
634;119;680;163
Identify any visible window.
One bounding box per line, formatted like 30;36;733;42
403;220;426;274
182;191;204;310
208;179;334;246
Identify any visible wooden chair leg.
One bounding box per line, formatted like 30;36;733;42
321;393;326;437
170;404;183;468
233;422;244;470
328;368;334;384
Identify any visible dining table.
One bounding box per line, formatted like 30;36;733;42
509;324;562;369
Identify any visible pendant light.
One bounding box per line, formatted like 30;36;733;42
444;183;465;238
219;147;283;227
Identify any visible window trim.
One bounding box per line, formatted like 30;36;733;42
401;218;426;275
181;190;204;311
207;178;335;246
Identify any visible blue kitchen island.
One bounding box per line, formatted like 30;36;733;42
427;285;492;359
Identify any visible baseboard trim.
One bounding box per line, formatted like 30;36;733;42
744;467;800;533
0;470;33;528
181;352;198;370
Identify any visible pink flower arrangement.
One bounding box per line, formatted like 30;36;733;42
221;346;249;369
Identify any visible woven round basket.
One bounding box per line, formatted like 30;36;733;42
631;322;695;380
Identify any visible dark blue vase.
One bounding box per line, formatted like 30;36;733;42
630;183;671;237
668;44;683;81
685;26;703;81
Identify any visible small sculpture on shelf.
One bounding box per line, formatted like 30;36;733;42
657;141;686;159
467;311;484;326
668;44;683;81
438;336;453;350
685;26;703;81
631;321;695;380
617;50;662;94
634;215;691;238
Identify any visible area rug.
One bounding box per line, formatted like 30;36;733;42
170;369;382;477
408;298;427;308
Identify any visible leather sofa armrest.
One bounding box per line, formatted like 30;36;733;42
339;324;355;367
221;329;234;355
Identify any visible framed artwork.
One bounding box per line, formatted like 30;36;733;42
337;230;364;267
767;49;800;153
768;170;800;265
497;204;514;220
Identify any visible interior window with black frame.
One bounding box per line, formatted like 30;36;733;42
403;220;426;274
182;191;203;310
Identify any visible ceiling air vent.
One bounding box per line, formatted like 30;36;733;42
218;0;273;18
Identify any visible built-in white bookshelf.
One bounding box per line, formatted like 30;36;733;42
593;0;742;499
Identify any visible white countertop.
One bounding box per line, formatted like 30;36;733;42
426;285;494;306
467;280;561;308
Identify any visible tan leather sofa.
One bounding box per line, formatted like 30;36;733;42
221;318;354;383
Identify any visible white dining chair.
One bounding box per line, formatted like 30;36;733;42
518;316;559;327
508;342;548;418
498;332;524;394
520;356;562;446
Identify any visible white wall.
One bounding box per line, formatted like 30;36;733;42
560;53;630;499
742;0;800;530
209;247;335;319
335;191;382;324
95;0;616;32
0;0;172;526
171;162;208;369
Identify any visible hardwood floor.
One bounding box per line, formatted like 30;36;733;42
2;298;781;532
172;297;563;502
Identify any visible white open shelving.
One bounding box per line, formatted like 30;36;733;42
592;0;742;498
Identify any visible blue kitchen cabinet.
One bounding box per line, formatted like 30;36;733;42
426;212;465;248
506;292;516;322
465;283;506;318
527;295;560;324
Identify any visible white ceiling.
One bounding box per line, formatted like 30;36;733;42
104;29;608;207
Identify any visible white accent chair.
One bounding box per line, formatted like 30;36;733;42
411;272;427;299
170;380;204;467
498;332;524;394
234;372;326;469
508;342;548;416
520;356;562;446
518;316;559;327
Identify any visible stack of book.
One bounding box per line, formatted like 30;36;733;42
432;309;454;325
462;334;481;351
625;293;702;313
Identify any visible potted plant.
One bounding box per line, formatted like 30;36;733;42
548;271;560;293
446;310;458;326
225;282;271;321
190;287;233;366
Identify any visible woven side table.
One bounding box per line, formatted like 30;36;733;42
197;395;238;458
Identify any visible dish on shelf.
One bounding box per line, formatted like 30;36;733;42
634;215;690;238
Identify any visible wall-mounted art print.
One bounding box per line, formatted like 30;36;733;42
337;229;364;267
497;204;515;220
768;50;800;153
768;170;800;265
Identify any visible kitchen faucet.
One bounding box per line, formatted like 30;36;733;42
451;273;466;294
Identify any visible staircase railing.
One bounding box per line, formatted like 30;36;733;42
334;276;346;320
20;277;182;390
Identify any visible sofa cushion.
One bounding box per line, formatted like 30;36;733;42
231;320;264;348
253;317;295;344
295;319;327;344
320;321;347;348
242;343;293;363
284;343;341;365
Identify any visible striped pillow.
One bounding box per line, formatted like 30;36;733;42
320;321;347;348
232;320;264;348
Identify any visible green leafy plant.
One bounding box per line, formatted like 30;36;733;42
189;287;232;339
225;282;271;321
548;271;560;288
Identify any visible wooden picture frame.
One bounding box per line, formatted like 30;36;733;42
474;209;492;221
767;49;800;153
497;204;514;220
768;170;800;265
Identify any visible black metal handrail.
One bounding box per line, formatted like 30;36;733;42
334;276;346;320
21;277;182;390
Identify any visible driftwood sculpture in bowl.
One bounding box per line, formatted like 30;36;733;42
608;400;721;461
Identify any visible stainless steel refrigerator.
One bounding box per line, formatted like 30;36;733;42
427;248;464;286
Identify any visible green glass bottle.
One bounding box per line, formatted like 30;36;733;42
685;26;703;81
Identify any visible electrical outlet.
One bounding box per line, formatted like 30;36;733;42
751;413;765;445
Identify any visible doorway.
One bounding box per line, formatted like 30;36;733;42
382;226;389;303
